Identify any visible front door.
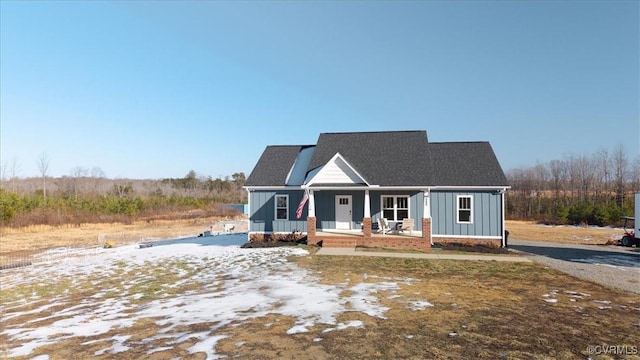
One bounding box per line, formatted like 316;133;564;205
335;195;352;230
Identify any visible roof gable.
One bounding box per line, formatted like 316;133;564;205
304;153;369;186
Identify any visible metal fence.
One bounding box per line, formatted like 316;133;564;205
0;234;149;271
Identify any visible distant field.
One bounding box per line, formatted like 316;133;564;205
0;217;247;254
505;220;624;245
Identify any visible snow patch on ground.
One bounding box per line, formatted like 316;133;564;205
0;234;433;358
407;300;434;310
570;255;640;269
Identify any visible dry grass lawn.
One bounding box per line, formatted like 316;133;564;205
506;220;624;245
286;253;640;359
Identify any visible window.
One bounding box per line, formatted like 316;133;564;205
457;195;472;223
275;194;288;220
381;196;409;221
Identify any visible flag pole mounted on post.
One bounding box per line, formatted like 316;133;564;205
296;189;309;219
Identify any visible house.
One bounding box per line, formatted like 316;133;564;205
244;130;509;249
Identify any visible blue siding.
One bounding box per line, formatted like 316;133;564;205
314;190;366;229
431;191;502;237
249;190;308;233
249;189;425;232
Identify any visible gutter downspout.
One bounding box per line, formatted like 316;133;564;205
246;188;251;242
501;189;506;248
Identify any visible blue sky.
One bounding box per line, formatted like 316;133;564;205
1;1;638;179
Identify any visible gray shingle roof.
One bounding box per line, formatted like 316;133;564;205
428;142;508;186
245;145;308;186
307;131;433;186
245;131;508;187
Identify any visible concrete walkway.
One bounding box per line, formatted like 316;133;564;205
316;247;532;262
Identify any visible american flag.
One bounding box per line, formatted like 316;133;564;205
296;191;309;219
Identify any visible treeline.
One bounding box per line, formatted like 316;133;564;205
0;170;247;227
506;146;640;226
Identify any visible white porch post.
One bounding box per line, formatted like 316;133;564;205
364;190;371;218
422;189;432;246
363;189;372;237
423;189;431;218
308;190;315;218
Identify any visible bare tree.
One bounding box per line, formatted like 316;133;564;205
566;154;596;203
71;166;88;200
612;145;628;208
0;161;6;187
91;166;105;178
37;152;50;200
532;163;548;211
594;148;609;205
630;157;640;193
232;172;246;202
548;159;566;203
10;157;22;192
565;154;579;200
91;166;106;194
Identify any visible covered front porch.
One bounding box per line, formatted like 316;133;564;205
304;188;432;249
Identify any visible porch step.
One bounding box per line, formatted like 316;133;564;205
320;237;357;248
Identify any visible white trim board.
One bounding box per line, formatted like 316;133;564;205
431;235;502;239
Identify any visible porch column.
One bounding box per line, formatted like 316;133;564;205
422;189;431;219
363;189;372;237
308;190;315;218
422;189;431;247
307;190;318;244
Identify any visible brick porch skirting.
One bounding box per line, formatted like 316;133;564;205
308;217;433;250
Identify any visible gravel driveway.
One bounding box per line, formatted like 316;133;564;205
509;239;640;295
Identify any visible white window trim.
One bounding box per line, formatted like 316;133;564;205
275;194;289;221
380;195;410;222
456;194;473;224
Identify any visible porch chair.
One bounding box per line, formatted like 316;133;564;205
398;218;415;235
377;217;392;235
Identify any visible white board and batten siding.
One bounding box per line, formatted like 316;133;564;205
305;153;367;185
